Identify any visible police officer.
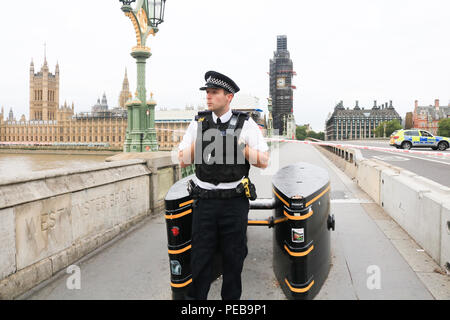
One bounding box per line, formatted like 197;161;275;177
178;71;269;300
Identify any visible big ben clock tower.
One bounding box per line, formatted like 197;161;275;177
269;35;297;133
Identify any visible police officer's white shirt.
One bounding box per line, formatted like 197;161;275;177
178;108;269;190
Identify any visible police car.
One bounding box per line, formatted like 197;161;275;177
390;129;450;151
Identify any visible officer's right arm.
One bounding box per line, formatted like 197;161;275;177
178;120;197;168
178;143;195;168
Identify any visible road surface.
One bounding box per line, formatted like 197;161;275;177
330;140;450;187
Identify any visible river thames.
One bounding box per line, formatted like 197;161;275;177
0;153;113;181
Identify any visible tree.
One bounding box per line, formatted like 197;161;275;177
375;120;402;137
307;131;325;140
374;124;384;137
295;125;307;140
437;118;450;137
295;125;325;140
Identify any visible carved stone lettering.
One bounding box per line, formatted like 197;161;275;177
71;176;149;242
41;210;57;232
16;194;72;270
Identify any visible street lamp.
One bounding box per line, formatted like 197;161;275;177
148;0;166;28
119;0;167;153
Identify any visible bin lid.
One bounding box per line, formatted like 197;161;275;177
165;175;194;201
272;162;329;200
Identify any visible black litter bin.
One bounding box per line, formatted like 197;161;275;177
164;175;222;300
272;162;333;300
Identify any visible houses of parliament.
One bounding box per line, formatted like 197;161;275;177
0;56;192;150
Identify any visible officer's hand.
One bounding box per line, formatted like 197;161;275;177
179;142;195;168
238;138;247;151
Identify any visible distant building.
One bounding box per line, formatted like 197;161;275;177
269;35;296;133
29;54;59;121
285;113;296;139
0;53;273;150
8;108;14;121
231;93;265;128
154;107;198;150
405;112;413;129
412;99;450;135
325;100;402;141
303;124;312;132
231;93;260;109
0;56;191;150
118;69;131;109
91;93;109;113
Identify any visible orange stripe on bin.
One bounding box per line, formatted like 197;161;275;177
284;244;314;257
248;217;287;226
168;244;192;255
305;185;330;207
165;209;192;220
283;209;313;221
179;199;194;208
274;217;288;224
171;278;192;288
248;220;270;225
285;278;315;293
273;189;290;207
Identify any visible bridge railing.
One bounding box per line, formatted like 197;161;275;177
0;153;181;299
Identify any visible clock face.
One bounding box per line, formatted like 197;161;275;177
277;77;286;88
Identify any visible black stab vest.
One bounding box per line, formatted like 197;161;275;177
194;110;250;185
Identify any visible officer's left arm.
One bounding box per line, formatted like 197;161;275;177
240;118;270;169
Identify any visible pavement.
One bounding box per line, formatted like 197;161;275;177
335;140;450;187
20;141;450;300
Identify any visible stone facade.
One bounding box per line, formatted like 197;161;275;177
412;99;450;135
0;58;191;150
29;56;59;121
0;112;191;151
325;100;402;140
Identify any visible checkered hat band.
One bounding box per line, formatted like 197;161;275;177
207;77;235;94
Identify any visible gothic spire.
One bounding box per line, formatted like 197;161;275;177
44;42;47;65
123;68;129;88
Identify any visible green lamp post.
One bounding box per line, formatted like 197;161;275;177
119;0;167;152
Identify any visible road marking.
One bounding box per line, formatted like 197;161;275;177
372;155;410;162
371;150;450;166
331;199;374;204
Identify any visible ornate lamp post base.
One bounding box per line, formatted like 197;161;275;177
142;129;159;152
124;97;144;153
123;47;159;153
143;99;159;152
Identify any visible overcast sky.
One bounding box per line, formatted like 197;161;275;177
0;0;449;131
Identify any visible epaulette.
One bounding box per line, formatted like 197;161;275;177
232;110;250;120
195;110;212;122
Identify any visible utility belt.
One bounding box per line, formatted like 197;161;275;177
188;177;257;200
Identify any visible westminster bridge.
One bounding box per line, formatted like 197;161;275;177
0;140;449;300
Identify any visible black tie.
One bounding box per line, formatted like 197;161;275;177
216;118;226;133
